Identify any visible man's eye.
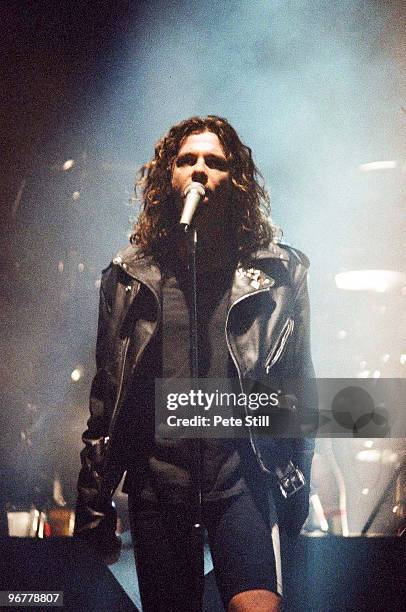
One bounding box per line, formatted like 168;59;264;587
206;158;228;171
176;156;195;167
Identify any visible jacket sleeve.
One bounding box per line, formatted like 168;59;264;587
73;265;122;564
279;265;318;536
291;267;318;481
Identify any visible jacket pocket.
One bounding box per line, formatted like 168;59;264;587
264;316;295;373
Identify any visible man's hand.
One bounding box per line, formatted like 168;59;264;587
76;525;122;565
74;498;122;564
276;484;310;537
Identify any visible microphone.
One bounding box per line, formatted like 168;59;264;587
179;182;205;230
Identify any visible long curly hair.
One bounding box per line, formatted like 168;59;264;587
131;115;274;260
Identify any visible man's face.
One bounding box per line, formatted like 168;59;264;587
171;131;231;224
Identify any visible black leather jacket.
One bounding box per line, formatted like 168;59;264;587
74;241;317;550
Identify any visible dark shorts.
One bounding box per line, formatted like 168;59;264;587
128;487;282;612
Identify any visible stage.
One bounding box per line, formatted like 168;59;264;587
1;534;405;611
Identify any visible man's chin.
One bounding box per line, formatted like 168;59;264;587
196;219;232;245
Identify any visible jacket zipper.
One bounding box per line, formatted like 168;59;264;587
104;337;131;449
225;287;273;474
264;317;295;374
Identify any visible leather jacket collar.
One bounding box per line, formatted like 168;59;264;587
111;242;294;308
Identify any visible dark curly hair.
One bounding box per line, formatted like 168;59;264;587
131;115;275;260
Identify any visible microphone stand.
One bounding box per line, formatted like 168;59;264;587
184;226;205;612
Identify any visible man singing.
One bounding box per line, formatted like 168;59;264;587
74;116;317;612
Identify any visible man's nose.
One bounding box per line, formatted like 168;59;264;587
191;160;208;185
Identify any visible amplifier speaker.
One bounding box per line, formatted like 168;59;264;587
0;537;138;611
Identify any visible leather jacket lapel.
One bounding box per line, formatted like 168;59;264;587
112;248;295;381
227;265;293;378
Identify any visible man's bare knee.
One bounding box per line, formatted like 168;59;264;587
227;588;281;612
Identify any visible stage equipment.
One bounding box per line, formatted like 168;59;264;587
186;225;205;612
362;454;406;536
0;537;137;611
7;509;46;538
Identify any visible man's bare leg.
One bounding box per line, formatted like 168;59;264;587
228;589;281;612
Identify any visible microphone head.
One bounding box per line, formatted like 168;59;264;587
180;182;206;229
183;182;206;198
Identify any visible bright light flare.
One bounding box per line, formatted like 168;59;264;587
63;159;75;171
71;366;84;382
335;270;406;292
359;161;397;172
356;450;381;462
356;449;398;464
